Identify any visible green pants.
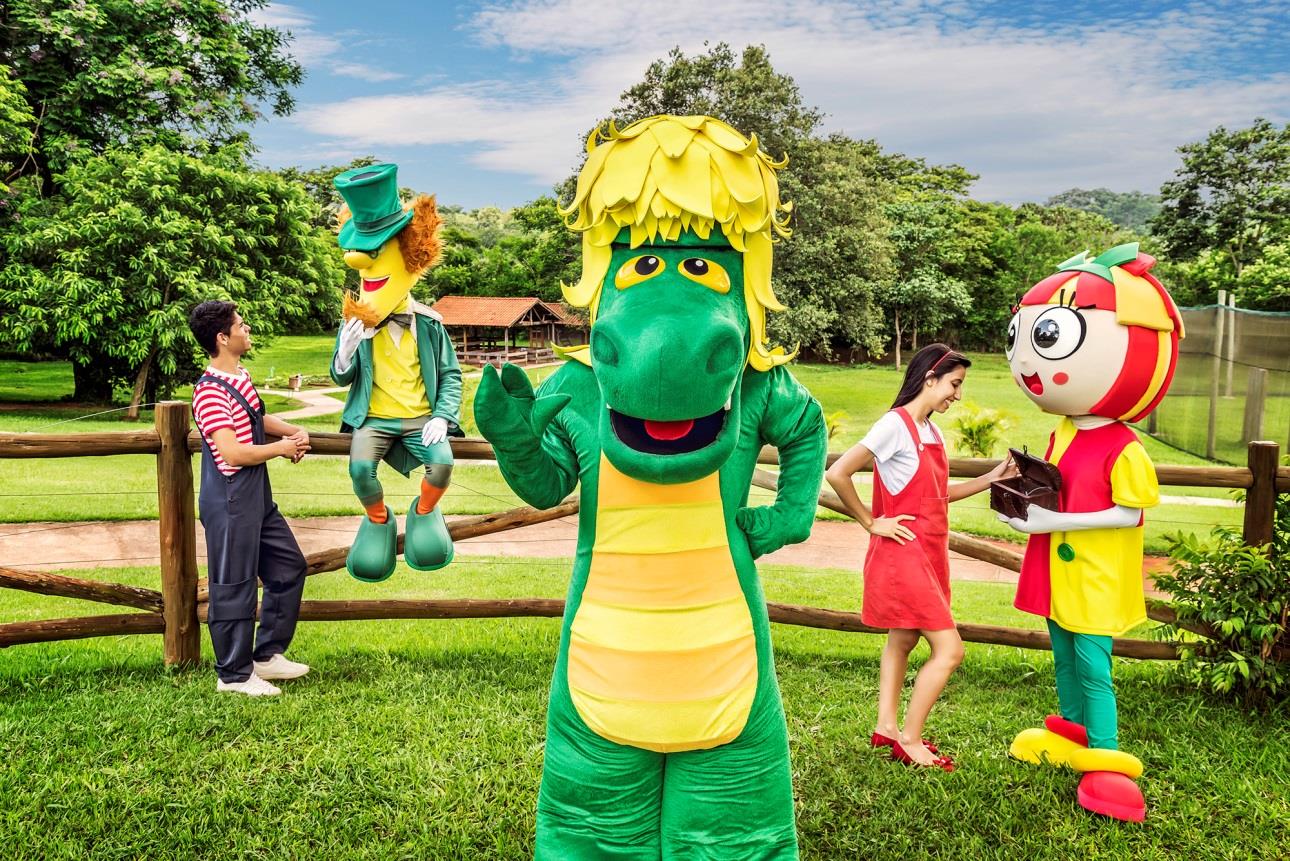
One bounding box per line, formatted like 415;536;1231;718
349;416;453;506
1047;618;1117;750
536;677;798;859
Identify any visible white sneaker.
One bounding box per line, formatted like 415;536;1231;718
216;673;281;697
252;653;310;681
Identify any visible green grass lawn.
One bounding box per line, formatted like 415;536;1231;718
0;558;1285;859
0;345;1246;551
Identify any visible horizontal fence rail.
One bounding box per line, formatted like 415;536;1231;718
0;402;1284;670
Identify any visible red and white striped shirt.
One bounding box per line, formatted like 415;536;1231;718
193;365;262;476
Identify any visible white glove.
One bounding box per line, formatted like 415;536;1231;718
421;416;449;447
334;317;375;374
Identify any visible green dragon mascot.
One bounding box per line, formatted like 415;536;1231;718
474;115;827;859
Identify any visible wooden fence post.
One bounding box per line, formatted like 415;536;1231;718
1243;441;1280;548
1242;367;1268;443
156;401;200;667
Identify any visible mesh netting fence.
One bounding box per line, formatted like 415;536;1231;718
1147;305;1290;464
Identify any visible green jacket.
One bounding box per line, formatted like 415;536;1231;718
330;307;463;476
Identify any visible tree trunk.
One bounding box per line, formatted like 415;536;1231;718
912;322;919;353
125;351;156;421
893;308;903;370
71;361;116;404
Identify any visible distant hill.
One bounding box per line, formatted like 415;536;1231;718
1043;188;1162;233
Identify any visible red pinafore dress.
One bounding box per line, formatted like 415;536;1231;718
860;408;954;631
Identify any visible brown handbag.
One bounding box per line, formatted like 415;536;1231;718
989;447;1062;521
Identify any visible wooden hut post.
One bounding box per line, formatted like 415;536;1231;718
156;401;200;667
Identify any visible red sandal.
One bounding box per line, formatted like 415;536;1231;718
891;740;954;772
871;731;939;754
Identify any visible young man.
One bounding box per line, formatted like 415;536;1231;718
188;300;312;697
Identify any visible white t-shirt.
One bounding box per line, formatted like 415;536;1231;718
859;410;944;496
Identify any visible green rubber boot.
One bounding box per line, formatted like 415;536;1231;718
346;507;398;582
404;497;454;571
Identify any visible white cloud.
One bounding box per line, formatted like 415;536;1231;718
247;3;403;83
331;63;406;83
291;0;1290;200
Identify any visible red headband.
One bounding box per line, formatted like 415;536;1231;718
929;350;960;373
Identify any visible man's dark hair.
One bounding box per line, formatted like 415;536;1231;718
189;300;238;357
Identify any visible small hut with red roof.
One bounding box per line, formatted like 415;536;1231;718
430;295;585;366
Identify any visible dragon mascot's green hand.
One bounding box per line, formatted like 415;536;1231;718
476;115;826;859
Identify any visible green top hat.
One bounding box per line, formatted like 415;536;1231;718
334;163;415;252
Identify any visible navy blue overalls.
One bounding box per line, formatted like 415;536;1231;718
196;375;307;683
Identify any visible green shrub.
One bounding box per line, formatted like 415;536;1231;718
1154;489;1289;707
948;402;1012;458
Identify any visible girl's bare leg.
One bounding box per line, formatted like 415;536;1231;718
875;629;920;738
899;627;964;765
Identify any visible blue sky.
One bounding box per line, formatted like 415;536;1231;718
249;0;1290;209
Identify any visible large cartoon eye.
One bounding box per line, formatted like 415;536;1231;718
678;257;731;293
614;255;665;289
1030;307;1086;360
1005;314;1019;359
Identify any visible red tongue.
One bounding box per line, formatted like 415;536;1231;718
643;419;694;441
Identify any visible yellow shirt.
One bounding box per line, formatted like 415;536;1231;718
368;323;430;419
1047;419;1159;636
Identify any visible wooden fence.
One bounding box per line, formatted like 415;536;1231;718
0;402;1285;667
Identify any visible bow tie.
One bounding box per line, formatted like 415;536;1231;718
377;312;414;330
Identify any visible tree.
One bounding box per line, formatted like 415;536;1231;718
0;0;302;196
880;202;974;369
1045;188;1162;232
771;135;893;359
0;65;35;194
0;146;342;407
609;43;822;161
423;197;580;304
1237;241;1290;311
1151;119;1290;279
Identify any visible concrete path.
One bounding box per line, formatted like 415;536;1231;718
0;516;1168;597
261;386;347;420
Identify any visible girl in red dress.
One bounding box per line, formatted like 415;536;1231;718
827;344;1016;770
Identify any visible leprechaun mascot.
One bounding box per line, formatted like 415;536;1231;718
1000;243;1184;822
330;163;461;582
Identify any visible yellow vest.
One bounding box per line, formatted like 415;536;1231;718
367;322;430;419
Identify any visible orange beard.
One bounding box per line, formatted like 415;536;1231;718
342;293;382;328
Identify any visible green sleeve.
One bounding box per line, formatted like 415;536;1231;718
430;322;463;425
736;366;827;558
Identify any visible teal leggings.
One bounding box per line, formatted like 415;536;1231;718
1047;618;1117;750
349;416;454;506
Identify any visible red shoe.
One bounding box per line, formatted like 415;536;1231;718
871;732;939;754
891;740;954;772
1077;771;1145;822
1044;714;1090;747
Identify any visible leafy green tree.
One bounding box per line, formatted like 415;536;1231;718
0;146;341;407
608;43;821;161
0;0;302;195
771;135;893;359
1152;119;1290;279
1237;241;1290;311
1045;188;1162;232
277;157;381;231
0;65;35;194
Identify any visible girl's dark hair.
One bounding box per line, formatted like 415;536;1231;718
188;300;238;356
891;343;971;409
